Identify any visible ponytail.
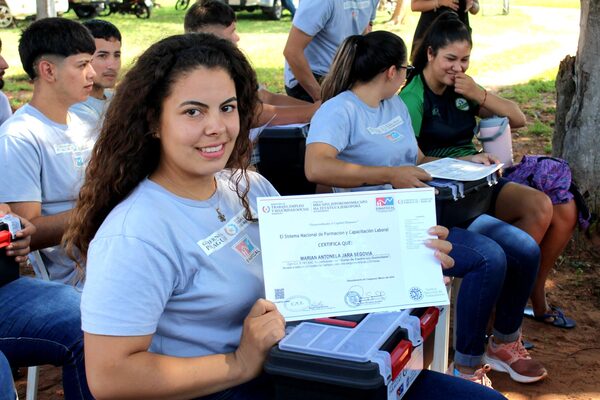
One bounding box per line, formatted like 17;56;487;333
321;31;407;102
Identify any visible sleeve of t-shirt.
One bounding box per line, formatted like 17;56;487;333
306;102;351;152
399;91;425;138
0;134;43;203
81;235;177;336
392;96;417;138
0;92;12;127
251;173;280;198
293;0;333;37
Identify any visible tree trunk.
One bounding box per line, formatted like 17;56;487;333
36;0;56;19
554;0;600;220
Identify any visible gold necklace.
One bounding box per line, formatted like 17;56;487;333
214;180;226;222
155;174;226;222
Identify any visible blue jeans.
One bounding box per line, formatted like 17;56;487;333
0;350;15;400
281;0;295;17
445;214;540;368
198;370;505;399
0;277;93;399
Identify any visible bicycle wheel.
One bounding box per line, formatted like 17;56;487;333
134;3;151;18
175;0;189;10
98;1;112;16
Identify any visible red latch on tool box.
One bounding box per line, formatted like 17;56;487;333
419;307;440;341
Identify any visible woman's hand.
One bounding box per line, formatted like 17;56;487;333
438;0;460;11
234;299;285;380
426;226;454;270
453;72;484;103
390;166;432;189
1;208;36;268
463;153;500;166
426;226;454;284
466;0;480;13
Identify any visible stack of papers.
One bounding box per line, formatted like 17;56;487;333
419;158;503;181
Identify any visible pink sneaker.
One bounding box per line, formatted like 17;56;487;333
452;364;494;388
483;335;548;383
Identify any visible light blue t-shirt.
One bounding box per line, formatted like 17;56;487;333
69;90;113;132
0;104;96;285
82;171;279;357
0;91;11;127
284;0;378;88
307;90;418;192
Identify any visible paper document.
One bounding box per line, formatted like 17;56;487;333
419;158;503;181
258;188;449;321
264;122;309;130
249;114;277;141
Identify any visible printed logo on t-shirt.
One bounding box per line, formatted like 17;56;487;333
53;143;93;154
367;116;404;135
343;0;372;10
455;98;470;111
72;152;87;169
233;235;261;264
384;131;404;142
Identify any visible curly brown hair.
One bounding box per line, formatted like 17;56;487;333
64;33;259;265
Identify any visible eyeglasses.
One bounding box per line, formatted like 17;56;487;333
399;65;415;72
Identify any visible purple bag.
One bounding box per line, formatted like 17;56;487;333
504;155;591;229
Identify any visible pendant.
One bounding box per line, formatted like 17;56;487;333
216;207;226;222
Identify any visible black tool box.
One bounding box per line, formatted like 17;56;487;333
264;307;440;400
256;125;316;196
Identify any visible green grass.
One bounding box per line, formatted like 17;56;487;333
514;0;579;8
527;119;553;137
499;79;555;103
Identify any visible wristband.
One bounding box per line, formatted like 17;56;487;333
480;89;488;108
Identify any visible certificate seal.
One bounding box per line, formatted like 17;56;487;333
345;290;362;307
409;287;424;301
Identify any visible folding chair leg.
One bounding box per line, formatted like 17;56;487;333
26;366;39;400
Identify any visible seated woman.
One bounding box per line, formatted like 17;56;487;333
64;32;495;400
305;30;547;387
400;12;577;329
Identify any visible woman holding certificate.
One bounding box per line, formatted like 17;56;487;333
305;30;547;390
63;33;473;400
64;34;286;399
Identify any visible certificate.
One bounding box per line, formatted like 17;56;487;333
419;158;503;181
258;188;449;321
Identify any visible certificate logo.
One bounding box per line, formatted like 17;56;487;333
233;235;261;263
409;287;424;301
376;197;394;207
262;206;270;213
375;196;395;212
